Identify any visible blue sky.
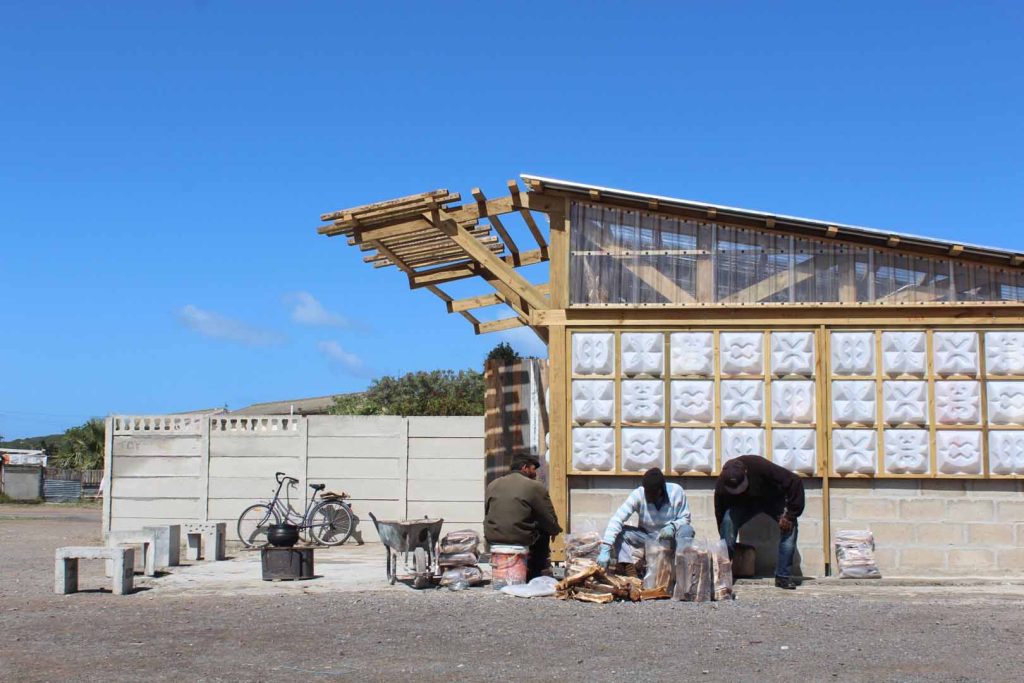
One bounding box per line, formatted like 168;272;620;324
2;2;1022;439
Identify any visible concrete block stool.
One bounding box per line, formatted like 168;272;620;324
143;524;181;569
105;529;158;576
184;522;226;561
56;546;134;595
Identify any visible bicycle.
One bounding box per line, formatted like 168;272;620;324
237;471;356;548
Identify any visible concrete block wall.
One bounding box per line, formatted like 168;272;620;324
105;414;485;545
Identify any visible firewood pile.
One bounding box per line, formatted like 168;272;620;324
555;558;644;603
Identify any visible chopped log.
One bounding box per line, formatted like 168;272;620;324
574;589;615;604
639;587;672;601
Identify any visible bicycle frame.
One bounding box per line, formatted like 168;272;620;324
264;473;321;532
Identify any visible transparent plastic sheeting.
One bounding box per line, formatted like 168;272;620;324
569;201;1024;306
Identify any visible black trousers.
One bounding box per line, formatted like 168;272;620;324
526;534;551;580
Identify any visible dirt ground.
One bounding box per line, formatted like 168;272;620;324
2;506;1024;682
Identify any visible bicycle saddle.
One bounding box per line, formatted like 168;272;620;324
309;483;326;491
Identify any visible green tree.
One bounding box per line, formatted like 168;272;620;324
329;369;485;416
53;418;106;470
486;342;521;363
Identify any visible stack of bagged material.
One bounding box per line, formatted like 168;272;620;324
564;530;602;562
834;530;882;579
438;529;483;589
673;540;713;602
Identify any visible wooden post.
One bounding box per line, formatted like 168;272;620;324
547;201;570;560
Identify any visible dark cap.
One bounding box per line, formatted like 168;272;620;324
720;459;749;495
511;453;541;471
642;467;667;503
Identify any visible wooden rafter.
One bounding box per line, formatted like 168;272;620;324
508;179;548;249
472;188;519;263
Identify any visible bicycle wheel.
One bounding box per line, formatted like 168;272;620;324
307;499;355;546
237;503;279;548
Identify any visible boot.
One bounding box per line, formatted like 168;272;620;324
774;576;798;590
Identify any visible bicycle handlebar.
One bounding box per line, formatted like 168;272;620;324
275;472;299;485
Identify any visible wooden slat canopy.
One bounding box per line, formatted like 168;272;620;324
317;181;552;339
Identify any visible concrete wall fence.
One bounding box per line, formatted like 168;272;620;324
103;415;485;544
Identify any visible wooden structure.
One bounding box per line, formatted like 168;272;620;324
318;174;1024;565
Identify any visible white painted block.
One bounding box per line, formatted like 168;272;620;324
935;381;981;424
883;430;930;474
669;332;713;376
720;332;763;375
572;380;615;424
721;380;764;424
572;332;614;375
772;429;816;474
881;331;927;376
771;331;815;376
988;431;1024;475
621;428;664;472
571;427;614;472
987;381;1024;425
985;331;1024;376
832;430;877;474
670;380;714;423
670;428;714;474
721;428;764;464
831;332;875;376
832;381;876;425
771;380;815;424
621;332;664;376
933;331;979;376
936;430;983;475
621;380;664;423
882;381;929;425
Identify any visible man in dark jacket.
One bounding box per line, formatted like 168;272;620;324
715;455;805;590
484;453;563;579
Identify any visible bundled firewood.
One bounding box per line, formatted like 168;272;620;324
556;562;643;603
439;529;479;555
673;543;713;602
564;531;602;560
642;539;674;598
711;539;734;601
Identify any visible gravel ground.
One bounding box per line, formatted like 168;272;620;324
2;505;1024;682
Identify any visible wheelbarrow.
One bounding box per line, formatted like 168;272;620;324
368;512;444;589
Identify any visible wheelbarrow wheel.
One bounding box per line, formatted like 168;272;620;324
413;547;429;589
386;550;397;585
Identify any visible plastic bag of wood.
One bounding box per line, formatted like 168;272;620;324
642;537;674;598
673;540;712;602
439;529;479;555
710;539;734;601
564;531;602;560
438;551;479;567
834;530;882;579
501;575;559;598
440;565;483;589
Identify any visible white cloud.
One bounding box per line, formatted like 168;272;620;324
175;305;284;346
317;340;367;375
285;292;348;327
496;327;548;358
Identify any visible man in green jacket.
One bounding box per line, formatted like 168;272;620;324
484;452;563;580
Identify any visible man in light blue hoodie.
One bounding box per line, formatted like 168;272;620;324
597;467;695;569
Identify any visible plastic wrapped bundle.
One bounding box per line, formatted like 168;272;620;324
440;565;483;590
440;529;480;555
642;538;674;597
565;531;602;561
438;551;479;567
673;540;712;602
834;530;882;579
710;539;734;601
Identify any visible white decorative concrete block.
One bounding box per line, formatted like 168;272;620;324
933;331;978;376
621;428;664;472
989;431;1024;475
882;331;927;376
771;380;815;424
772;429;816;474
670;380;714;423
670;332;714;376
832;430;877;475
571;428;614;471
720;332;763;375
771;331;815;376
882;381;929;425
621;332;664;376
572;380;614;424
621;380;664;423
985;331;1024;376
721;380;764;424
572;333;614;375
721;428;764;465
831;332;875;376
832;381;876;425
670;428;714;474
987;381;1024;425
935;381;981;425
883;429;930;474
936;430;983;475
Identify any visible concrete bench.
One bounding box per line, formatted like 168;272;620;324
105;529;158;576
56;546;134;595
184;522;226;561
143;524;181;569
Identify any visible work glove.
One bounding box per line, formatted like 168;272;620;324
596;544;612;569
657;524;675;540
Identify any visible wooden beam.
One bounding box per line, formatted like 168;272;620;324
449;293;502;312
408;249;547;288
320;189;452;222
508;179;548;249
887;236;901;248
475;317;525;334
472;188;520;263
345;218;439;243
949;244;964;257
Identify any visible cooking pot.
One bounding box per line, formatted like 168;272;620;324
267;523;300;547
